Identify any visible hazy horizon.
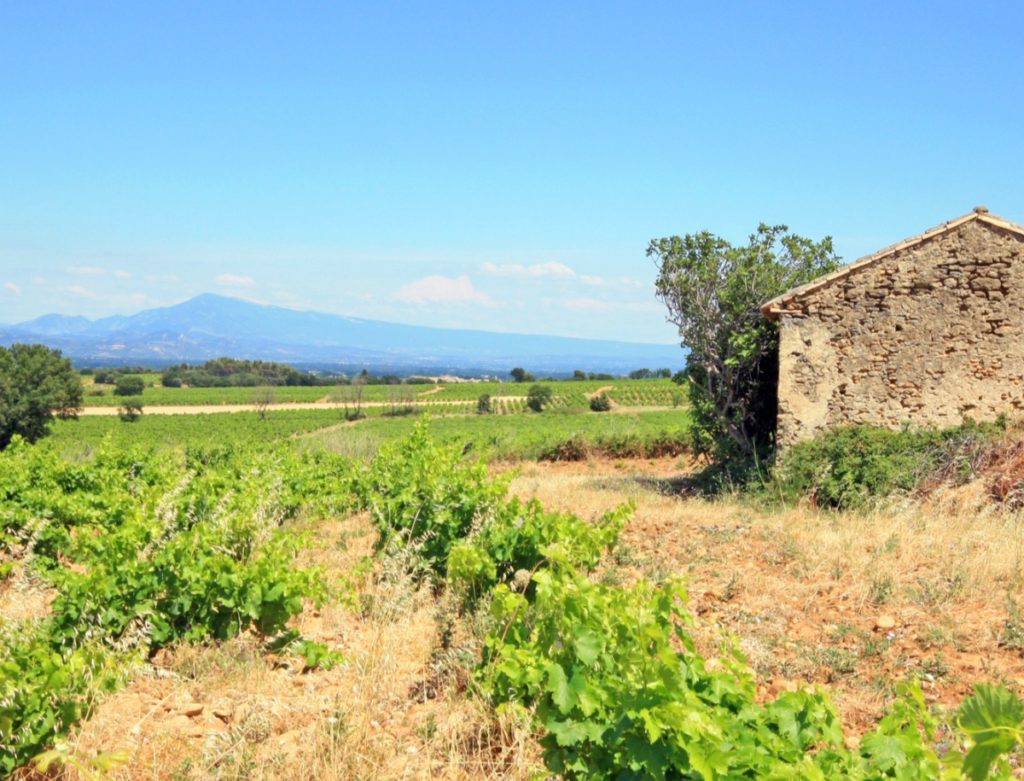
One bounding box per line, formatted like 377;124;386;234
5;291;681;346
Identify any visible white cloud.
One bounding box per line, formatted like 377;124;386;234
66;265;107;276
216;273;255;287
113;269;132;280
31;276;45;285
480;262;644;291
481;261;576;278
3;281;21;295
65;284;97;298
394;274;491;304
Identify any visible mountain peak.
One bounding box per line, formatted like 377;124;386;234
4;294;681;373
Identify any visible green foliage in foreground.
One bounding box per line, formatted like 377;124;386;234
357;424;511;575
771;420;1006;509
0;438;356;774
360;423;1024;779
357;421;629;590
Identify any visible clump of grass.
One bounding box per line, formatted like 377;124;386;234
868;575;894;605
999;594;1024;652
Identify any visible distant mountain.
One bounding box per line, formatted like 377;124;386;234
0;293;682;375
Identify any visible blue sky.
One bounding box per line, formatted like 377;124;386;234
1;1;1021;342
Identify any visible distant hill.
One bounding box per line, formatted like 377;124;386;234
0;293;681;375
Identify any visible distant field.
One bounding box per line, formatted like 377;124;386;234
311;407;691;461
79;377;685;409
48;405;691;461
47;408;348;453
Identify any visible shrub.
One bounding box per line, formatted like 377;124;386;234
117;399;143;422
589;393;611;412
527;384;553;412
477;394;492;414
356;420;508;576
772;421;1004;509
113;375;145;396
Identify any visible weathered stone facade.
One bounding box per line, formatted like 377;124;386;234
763;209;1024;447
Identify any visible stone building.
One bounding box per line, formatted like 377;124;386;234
762;207;1024;447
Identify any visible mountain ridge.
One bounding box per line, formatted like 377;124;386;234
1;294;682;375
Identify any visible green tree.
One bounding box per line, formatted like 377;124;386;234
650;224;839;459
510;367;534;383
477;394;492;414
572;369;586;380
0;344;83;449
114;375;145;396
118;398;144;422
526;384;552;412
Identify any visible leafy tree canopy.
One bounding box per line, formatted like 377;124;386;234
650;224;840;460
114;375;146;396
526;383;553;412
0;344;83;449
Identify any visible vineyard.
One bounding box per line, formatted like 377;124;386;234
46;407;692;461
3;417;1024;779
0;438;355;775
79;378;682;411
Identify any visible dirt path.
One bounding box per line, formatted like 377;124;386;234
585;384;615;399
416;385;445;397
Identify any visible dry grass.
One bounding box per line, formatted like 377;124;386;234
508;457;1024;734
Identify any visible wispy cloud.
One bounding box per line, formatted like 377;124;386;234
65;284;97;298
481;261;576;278
395;274;491;304
216;273;255;287
113;269;132;280
481;261;644;290
3;281;21;295
65;265;107;276
31;276;45;285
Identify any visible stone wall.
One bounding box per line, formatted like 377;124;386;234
777;220;1024;446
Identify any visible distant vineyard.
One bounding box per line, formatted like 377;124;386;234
81;377;685;410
